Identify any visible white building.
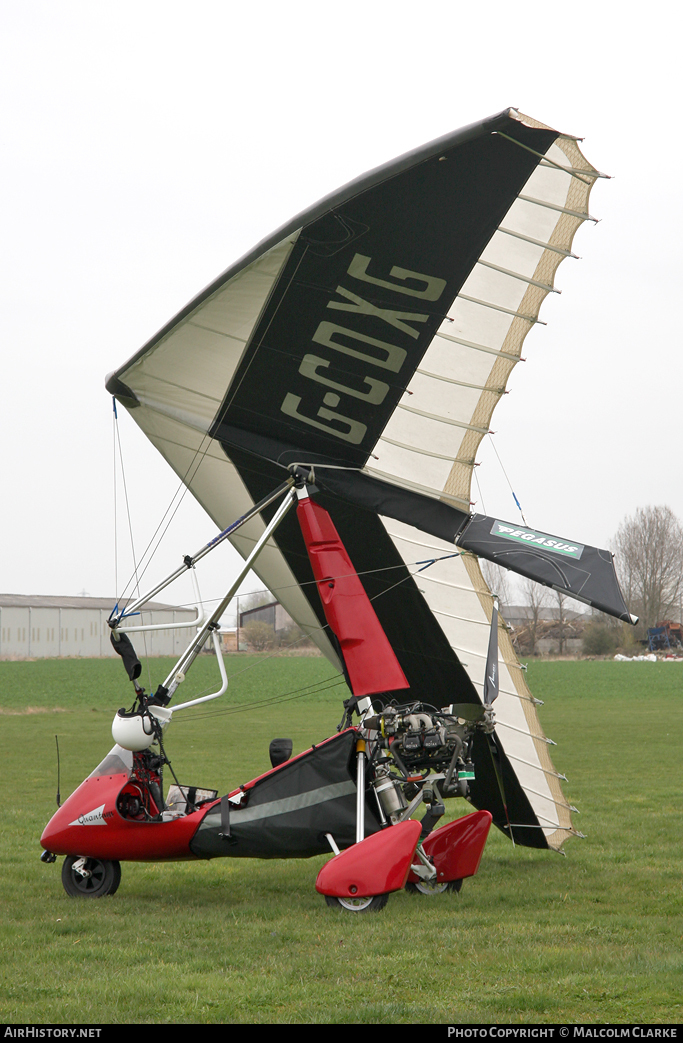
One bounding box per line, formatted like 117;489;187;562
0;594;197;659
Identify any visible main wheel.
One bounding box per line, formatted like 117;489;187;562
324;893;389;913
405;878;462;896
61;856;121;898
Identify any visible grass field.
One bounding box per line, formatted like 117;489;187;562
1;655;682;1025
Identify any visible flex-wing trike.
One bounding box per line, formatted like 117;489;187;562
40;474;494;913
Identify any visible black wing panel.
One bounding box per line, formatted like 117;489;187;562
458;514;635;622
211;121;556;465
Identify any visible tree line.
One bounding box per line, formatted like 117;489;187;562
484;505;683;656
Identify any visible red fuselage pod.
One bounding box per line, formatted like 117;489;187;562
40;746;204;863
296;494;409;697
405;810;493;886
315;819;422;898
41;730;380;866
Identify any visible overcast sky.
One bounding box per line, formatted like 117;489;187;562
1;2;680;618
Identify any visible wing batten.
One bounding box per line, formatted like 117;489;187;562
396;402;492;434
433;330;524;360
498;225;578;257
476;258;560;292
517;194;599;222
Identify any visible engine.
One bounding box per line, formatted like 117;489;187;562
381;706;474;771
366;702;482;823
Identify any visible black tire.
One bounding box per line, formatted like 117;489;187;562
61;856;121;898
405;878;462;896
324;893;389;913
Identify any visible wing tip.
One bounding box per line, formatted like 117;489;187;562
105;371;140;408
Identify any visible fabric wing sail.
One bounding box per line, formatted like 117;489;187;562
106;108;621;851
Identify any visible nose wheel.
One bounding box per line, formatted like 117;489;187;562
324;893;389;913
61;856;121;897
405;878;462;895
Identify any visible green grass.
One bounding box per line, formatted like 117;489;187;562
1;657;682;1024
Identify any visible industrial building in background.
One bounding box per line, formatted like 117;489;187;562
0;594;197;659
238;599;294;634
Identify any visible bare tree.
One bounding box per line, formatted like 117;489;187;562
612;506;683;632
480;560;513;610
521;577;550;655
555;590;568;655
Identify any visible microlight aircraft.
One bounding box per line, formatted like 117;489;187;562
41;109;635;912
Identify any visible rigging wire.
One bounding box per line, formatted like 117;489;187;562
135;552;464;621
169;552;458;720
170;588;351;723
112;397;152;689
125;434;216;591
472;465;487;517
176;674;348;724
112;399;119;604
111;397;217;607
113;399;141;599
108;412;465;712
365;553;461;606
487;433;529;527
